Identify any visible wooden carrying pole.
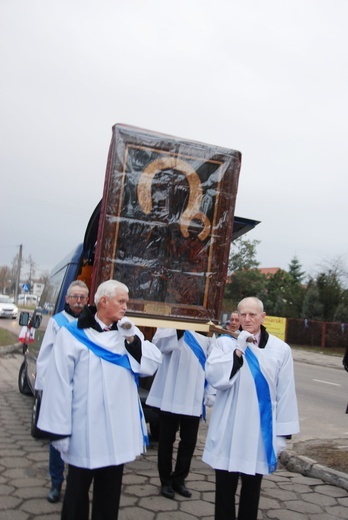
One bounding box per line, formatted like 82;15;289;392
129;315;254;342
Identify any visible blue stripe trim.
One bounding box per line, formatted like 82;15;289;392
66;322;133;372
245;347;277;473
184;331;206;370
66;322;149;446
53;312;70;328
184;331;207;420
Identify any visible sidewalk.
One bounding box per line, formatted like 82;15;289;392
291;348;344;370
0;348;347;519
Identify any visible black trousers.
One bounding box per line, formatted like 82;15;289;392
158;410;200;486
215;470;263;520
61;464;124;520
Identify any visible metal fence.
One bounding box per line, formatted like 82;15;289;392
141;318;348;351
286;318;348;350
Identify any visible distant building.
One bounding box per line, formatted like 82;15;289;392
258;267;281;277
226;267;281;285
32;282;45;298
18;294;38;306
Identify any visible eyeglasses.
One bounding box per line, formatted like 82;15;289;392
68;294;88;301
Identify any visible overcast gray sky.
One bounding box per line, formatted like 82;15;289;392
1;0;347;280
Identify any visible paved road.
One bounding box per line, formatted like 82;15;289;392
0;348;348;519
293;351;348;442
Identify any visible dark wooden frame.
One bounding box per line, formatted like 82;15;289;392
93;124;241;323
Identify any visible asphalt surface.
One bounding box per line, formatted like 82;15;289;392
0;345;347;519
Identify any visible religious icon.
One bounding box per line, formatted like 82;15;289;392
93;124;241;323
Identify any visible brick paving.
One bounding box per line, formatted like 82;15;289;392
0;349;347;519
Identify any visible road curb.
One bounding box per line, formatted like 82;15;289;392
280;449;348;491
0;342;22;355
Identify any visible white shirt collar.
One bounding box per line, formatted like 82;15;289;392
95;313;113;331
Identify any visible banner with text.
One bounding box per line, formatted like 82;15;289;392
264;315;287;342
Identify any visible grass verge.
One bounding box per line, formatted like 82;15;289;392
293;438;348;475
0;328;18;347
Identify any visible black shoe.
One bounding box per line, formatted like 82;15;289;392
47;485;61;503
172;482;192;498
161;485;175;499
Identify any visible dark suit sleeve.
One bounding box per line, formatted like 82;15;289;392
230;350;244;378
125;335;142;363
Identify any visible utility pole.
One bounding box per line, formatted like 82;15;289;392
14;244;22;304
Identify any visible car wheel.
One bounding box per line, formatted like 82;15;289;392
18;361;32;395
31;393;46;438
149;421;160;441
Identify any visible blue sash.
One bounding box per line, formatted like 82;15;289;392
184;331;206;370
66;322;148;446
53;312;70;328
245;347;277;473
66;322;134;373
184;331;207;420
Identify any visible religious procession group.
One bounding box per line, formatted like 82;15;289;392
34;278;299;520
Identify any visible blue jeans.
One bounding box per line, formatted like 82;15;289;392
49;442;65;488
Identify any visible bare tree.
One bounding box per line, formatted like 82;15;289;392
315;255;348;287
25;254;38;290
38;270;50;284
0;266;11;294
10;252;23;296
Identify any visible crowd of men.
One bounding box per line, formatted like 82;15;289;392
34;280;299;520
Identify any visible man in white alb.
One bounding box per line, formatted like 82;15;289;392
35;280;89;503
38;279;162;520
203;297;299;520
146;327;214;499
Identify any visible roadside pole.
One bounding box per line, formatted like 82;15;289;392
14;243;22;304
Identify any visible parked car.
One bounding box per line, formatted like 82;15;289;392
0;295;18;319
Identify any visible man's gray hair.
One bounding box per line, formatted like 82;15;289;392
67;280;89;296
94;280;129;306
237;297;264;312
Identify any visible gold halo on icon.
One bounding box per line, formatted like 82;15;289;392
137;156;211;241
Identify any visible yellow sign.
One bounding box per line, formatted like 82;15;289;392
264;315;287;342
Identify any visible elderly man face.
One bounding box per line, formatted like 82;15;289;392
97;289;129;325
65;286;89;315
238;297;266;335
226;312;240;333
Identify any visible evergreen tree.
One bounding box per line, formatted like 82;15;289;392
301;285;324;320
281;256;306;317
316;271;341;321
288;256;306;284
263;269;291;316
334;303;348;323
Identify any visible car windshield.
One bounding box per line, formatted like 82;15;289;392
0;296;12;303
